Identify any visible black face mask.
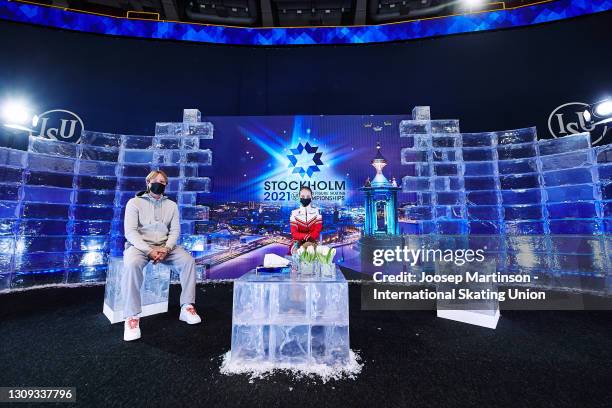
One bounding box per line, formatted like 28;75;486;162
300;198;312;207
149;182;166;195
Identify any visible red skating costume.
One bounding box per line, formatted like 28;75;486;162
290;204;323;253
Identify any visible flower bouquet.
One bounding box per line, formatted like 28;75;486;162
296;244;318;275
316;245;337;277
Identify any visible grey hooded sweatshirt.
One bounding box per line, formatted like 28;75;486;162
124;190;180;254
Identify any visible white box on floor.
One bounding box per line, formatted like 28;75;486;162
103;256;173;324
437;308;500;329
435;259;500;329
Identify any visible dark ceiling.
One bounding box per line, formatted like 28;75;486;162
25;0;551;27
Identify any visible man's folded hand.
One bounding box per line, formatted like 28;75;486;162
157;247;169;262
148;247;168;263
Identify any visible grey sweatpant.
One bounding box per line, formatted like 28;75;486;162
121;245;197;319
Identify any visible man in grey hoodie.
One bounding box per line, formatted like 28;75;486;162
121;170;201;341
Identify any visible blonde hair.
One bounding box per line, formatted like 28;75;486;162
146;170;169;184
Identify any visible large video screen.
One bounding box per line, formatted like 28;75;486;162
188;114;409;279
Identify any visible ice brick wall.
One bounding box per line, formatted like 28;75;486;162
400;107;610;291
0;109;213;292
400;107;605;234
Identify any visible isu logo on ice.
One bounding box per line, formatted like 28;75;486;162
548;102;609;145
31;109;84;143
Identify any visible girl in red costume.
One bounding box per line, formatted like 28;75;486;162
290;186;323;254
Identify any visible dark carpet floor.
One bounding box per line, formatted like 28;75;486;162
1;282;612;408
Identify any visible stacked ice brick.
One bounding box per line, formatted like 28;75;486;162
103;256;173;323
0;136;114;290
401;106;464;234
115;108;213;262
230;269;350;367
401;106;610;291
0;109;213;292
596;144;612;231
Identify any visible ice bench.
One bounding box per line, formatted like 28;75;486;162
230;267;350;367
103;256;173;324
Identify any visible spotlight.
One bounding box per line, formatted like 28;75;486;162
583;98;612;126
1;99;32;126
464;0;484;9
595;100;612;117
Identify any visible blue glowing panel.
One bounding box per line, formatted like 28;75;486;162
1;106;612;289
400;105;609;243
0;0;610;46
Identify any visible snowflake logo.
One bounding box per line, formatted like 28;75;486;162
286;142;323;178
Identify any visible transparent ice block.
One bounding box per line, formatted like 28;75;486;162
461;132;496;147
27;153;76;173
496;143;537;160
180;205;210;221
185;150;213;165
498;157;538;174
539;150;593;172
430;120;460;134
400;120;429;135
462;147;496;162
230;267;349;367
542;168;596;187
26;170;73;188
0;146;27;167
80;131;122;148
121;149;154;164
103;256;173;323
28;136;78;158
154;136;181;150
186;122;214;138
412;106;431;121
183;177;211;192
155;122;182;136
77;159;117;176
23;185;73;204
183;109;202;123
436;260;500;329
538;133;591;156
80;145;119;162
495;127;537;145
122;135;153;149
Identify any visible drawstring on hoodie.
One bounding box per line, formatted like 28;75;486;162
153;198;161;222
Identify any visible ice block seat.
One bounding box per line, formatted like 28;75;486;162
103;256;173;324
230;268;349;367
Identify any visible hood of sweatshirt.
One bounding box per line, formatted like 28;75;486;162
135;190;169;201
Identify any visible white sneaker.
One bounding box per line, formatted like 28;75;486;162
124;317;141;341
179;304;202;325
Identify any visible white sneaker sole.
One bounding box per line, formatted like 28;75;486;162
124;332;141;341
124;327;141;341
179;315;202;325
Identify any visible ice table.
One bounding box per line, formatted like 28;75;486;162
230;267;350;367
103;256;173;323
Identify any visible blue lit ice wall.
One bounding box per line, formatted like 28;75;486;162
0;112;213;291
400;107;612;291
400;107;611;234
0;0;611;46
1;108;611;293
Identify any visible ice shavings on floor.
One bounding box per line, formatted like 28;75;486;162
219;349;363;383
